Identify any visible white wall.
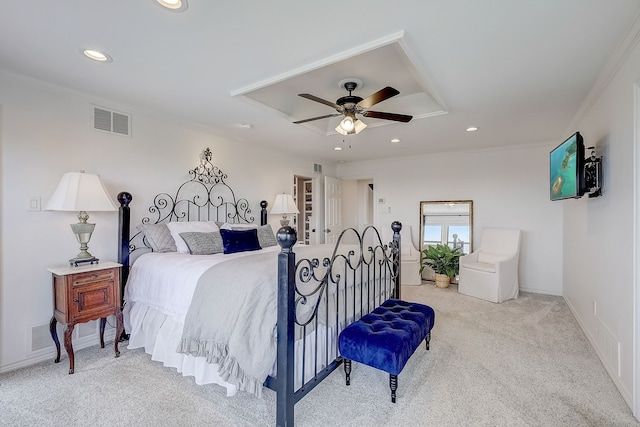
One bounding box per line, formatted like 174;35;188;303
561;33;640;407
0;72;336;371
337;144;564;296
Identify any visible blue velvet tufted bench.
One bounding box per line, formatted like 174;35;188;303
338;298;435;403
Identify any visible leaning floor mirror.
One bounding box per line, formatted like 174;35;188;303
419;200;473;283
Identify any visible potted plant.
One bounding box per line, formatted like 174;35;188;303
420;244;463;288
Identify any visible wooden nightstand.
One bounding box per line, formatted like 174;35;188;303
47;261;124;374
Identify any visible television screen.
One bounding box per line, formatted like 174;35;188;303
550;132;584;201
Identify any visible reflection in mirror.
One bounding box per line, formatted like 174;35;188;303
419;200;473;281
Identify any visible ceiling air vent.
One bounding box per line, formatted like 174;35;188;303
92;106;131;137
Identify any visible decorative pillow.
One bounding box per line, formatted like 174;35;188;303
179;231;224;255
220;228;262;254
137;223;177;252
220;223;277;248
166;221;220;253
220;222;258;230
256;224;278;248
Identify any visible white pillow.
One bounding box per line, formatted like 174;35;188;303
166;221;220;253
220;222;258;230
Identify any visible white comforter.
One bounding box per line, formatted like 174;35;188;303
124;246;281;323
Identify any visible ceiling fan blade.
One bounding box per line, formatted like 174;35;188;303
363;110;413;123
293;113;341;124
357;86;400;109
298;93;340;109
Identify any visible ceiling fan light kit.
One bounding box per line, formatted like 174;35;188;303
335;117;367;135
294;80;413;135
340;115;355;132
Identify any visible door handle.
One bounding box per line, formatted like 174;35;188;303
324;229;331;233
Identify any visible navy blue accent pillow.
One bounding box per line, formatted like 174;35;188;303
220;228;262;254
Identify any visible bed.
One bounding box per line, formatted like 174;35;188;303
117;148;403;426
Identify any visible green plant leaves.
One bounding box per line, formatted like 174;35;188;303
420;244;463;277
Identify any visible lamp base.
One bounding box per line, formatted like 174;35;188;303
279;219;290;226
69;256;100;267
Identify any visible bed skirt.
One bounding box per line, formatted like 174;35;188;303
125;302;239;396
124;301;336;397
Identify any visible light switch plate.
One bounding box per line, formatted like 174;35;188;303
28;196;41;211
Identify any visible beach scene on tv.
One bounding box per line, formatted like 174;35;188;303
550;134;578;200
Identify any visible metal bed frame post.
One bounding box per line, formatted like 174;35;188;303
117;191;132;309
392;220;402;300
275;226;297;427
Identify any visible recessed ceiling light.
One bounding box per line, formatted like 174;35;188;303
156;0;188;11
82;49;112;62
466;127;478;132
390;138;400;143
334;146;343;151
239;123;252;129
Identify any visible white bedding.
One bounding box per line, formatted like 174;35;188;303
123;244;340;396
124;246;281;324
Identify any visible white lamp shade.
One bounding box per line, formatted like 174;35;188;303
45;172;117;212
269;194;299;215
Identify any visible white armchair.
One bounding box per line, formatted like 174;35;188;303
382;225;422;286
458;227;521;303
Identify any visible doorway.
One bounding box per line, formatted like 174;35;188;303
340;178;374;239
293;175;313;245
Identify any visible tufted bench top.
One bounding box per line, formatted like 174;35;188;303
339;299;435;376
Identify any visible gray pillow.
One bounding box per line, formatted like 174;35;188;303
179;231;224;255
256;224;278;248
137;223;177;252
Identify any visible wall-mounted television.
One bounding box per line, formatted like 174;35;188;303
550;132;585;201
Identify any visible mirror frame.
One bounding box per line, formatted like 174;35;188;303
419;200;474;261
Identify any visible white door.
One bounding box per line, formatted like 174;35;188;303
324;176;342;245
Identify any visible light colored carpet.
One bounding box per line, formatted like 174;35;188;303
1;285;638;426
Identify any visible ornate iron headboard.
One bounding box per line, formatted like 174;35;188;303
144;147;255;225
117;148;269;302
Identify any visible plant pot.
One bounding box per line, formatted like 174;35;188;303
434;273;451;288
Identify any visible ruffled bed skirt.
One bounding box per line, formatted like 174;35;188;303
124;302;239;396
125;301;339;397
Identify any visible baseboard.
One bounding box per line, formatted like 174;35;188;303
0;329;118;374
519;286;562;296
563;296;633;409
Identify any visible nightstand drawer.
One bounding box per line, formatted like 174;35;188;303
71;281;116;322
72;269;115;286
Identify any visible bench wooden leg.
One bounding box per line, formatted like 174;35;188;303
344;359;352;386
425;331;431;350
390;374;398;403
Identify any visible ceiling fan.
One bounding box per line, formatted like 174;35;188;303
293;80;413;135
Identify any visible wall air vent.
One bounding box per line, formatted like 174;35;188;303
314;163;323;174
92;106;131;137
31;323;53;351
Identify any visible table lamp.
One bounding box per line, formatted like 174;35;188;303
270;193;299;226
45;171;117;266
